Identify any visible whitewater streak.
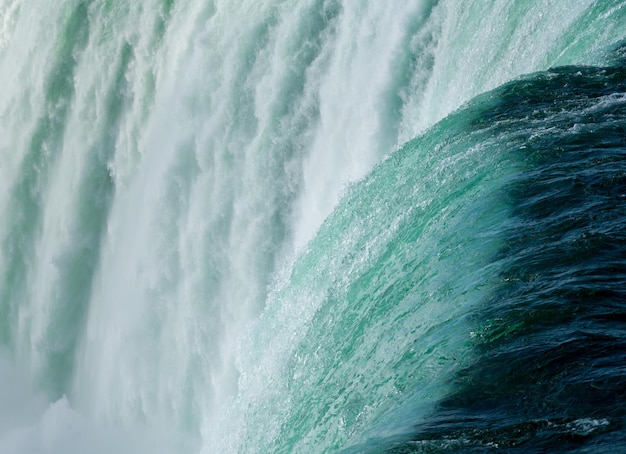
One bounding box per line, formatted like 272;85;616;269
0;0;625;452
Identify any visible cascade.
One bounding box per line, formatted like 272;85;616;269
0;1;625;452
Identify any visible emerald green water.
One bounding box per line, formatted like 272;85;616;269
0;1;625;453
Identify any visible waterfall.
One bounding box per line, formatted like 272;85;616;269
1;1;625;452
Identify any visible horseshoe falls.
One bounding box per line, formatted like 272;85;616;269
2;0;626;453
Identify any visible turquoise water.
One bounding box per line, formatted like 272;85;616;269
0;1;625;453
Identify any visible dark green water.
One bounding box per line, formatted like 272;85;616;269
361;57;626;454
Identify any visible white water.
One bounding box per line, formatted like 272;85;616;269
0;0;624;452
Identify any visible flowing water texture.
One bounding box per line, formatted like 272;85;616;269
0;1;626;453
